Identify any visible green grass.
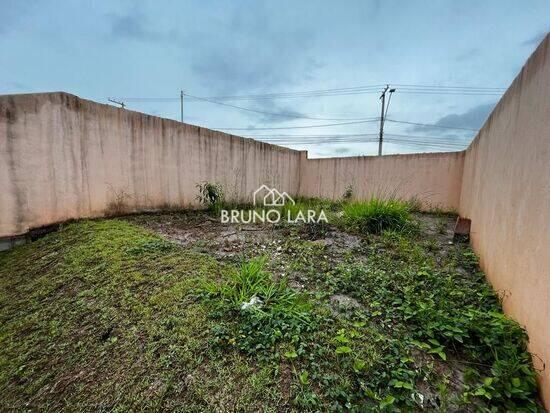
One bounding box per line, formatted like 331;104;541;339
0;216;542;411
342;198;415;234
0;221;282;411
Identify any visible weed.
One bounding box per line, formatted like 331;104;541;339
436;216;448;234
405;196;423;212
342;198;415;234
105;187;132;216
343;185;354;201
202;258;316;358
196;181;224;211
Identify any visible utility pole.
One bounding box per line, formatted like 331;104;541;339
108;98;125;109
180;90;184;122
377;85;396;156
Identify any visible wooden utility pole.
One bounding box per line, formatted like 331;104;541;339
378;85;389;156
378;85;396;156
180;90;184;122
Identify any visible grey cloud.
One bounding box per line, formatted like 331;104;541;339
186;5;325;125
435;102;496;129
109;11;180;43
455;48;480;61
0;0;35;34
408;102;496;138
188;4;323;96
522;30;548;47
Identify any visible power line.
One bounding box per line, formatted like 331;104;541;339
184;84;387;101
181;92;372;121
249;132;468;148
244;133;378;138
211;119;380;131
385;118;478;132
111;83;506;104
392;83;506;90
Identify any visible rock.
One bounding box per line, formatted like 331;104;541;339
330;294;362;313
312;238;334;247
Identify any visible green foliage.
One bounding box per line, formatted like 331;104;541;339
0;210;542;412
323;231;541;411
125;238;174;255
202;257;316;358
343;185;354;201
0;220;284;411
196;181;223;210
342;198;415;234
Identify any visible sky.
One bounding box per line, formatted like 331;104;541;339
1;0;548;158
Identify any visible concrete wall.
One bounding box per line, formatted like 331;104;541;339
459;34;550;406
0;93;302;237
0;92;466;238
300;151;464;210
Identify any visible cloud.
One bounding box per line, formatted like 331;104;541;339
435;102;496;129
522;30;549;47
455;48;480;61
184;4;325;125
0;0;35;34
408;102;497;138
187;3;323;96
108;10;180;43
334;147;352;154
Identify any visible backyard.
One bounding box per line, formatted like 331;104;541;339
0;197;542;412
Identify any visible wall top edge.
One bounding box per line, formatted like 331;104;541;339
465;33;549;152
0;91;303;156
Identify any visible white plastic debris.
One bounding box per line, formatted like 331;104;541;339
241;296;263;310
412;392;424;406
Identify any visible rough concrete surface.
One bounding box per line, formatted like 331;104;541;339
459;34;550;406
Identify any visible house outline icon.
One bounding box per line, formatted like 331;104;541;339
253;185;295;207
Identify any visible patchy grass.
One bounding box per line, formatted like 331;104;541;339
0;211;543;412
0;221;281;411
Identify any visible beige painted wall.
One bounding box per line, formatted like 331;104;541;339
0;93;302;237
0;92;466;238
459;34;550;406
300;151;464;210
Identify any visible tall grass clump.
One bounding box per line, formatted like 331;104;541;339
343;198;414;234
202;257;316;357
204;257;311;320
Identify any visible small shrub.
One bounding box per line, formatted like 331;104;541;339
196;182;223;211
405;196;423;212
343;198;413;234
202;257;315;357
343;185;354;201
105;188;132;216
